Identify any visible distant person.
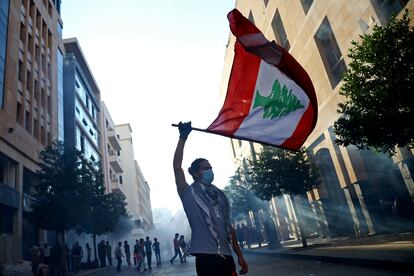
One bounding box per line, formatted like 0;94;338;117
173;122;248;275
114;242;124;272
30;244;40;276
43;243;51;265
241;223;252;249
98;240;106;267
85;243;91;263
123;240;131;267
71;242;83;273
152;237;161;266
133;239;139;266
170;233;183;264
106;241;112;266
49;242;64;276
137;238;147;272
236;224;245;249
144;236;153;270
179;235;187;262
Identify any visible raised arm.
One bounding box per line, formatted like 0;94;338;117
173;122;191;195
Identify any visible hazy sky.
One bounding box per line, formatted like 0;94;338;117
61;0;237;212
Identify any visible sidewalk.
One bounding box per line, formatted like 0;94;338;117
243;232;414;272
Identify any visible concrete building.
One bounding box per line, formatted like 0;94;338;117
63;38;101;164
116;124;153;231
100;102;125;196
224;0;414;239
135;160;153;229
0;0;63;264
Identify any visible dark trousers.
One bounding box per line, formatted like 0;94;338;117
116;256;122;271
170;248;182;263
195;254;236;276
155;250;161;265
146;251;152;268
107;253;112;266
125;253;131;266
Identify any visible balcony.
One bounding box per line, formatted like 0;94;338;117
109;153;123;173
111;178;126;198
108;129;121;151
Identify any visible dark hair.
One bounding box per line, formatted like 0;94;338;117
188;158;207;176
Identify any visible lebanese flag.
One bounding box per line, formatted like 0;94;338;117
207;9;317;150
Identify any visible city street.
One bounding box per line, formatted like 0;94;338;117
84;254;408;276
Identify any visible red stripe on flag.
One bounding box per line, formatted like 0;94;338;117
228;9;261;37
281;104;316;149
207;42;261;135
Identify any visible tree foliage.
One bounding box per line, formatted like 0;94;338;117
30;141;85;232
334;10;414;155
30;140;128;236
223;170;266;222
248;146;320;200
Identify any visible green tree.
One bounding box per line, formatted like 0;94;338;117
76;161;128;261
334;10;414;155
30;141;86;243
248;145;320;246
224;168;281;249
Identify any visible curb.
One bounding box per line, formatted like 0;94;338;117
243;250;414;273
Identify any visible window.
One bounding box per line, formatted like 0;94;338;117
80;135;85;153
0;204;14;233
25;111;31;132
263;0;269;7
301;0;314;15
33;118;38;139
248;11;255;24
18;61;25;83
371;0;408;24
20;22;26;43
272;10;290;50
119;175;123;184
75;106;80;114
314;17;347;88
16;102;22;123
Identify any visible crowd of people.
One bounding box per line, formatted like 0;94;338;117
28;232;194;275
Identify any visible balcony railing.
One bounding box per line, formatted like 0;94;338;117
108;129;121;151
109;153;123;173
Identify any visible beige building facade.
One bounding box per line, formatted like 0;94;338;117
225;0;414;239
115;124;153;231
100;102;125;196
0;0;63;264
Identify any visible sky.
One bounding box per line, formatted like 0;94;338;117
61;0;237;212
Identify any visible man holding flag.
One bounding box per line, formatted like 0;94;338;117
173;121;248;275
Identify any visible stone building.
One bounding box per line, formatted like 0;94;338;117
115;124;153;231
224;0;414;239
0;0;63;264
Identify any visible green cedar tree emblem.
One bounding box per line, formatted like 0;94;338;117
253;79;304;119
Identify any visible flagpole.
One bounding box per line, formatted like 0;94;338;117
171;123;301;151
171;124;211;134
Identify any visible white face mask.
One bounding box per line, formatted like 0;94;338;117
201;169;214;185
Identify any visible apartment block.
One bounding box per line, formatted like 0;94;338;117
115;124;153;231
225;0;414;239
0;0;63;264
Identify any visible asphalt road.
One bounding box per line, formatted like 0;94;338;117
83;254;409;276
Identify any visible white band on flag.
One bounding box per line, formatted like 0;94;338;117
238;33;268;48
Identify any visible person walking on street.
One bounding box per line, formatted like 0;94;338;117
106;241;113;266
114;242;124;272
144;236;153;270
173;122;248;275
98;240;106;267
153;237;161;266
30;244;40;276
179;235;187;263
133;240;139;266
170;233;183;264
137;238;147;272
49;242;64;276
71;242;83;273
85;243;91;263
123;240;131;267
